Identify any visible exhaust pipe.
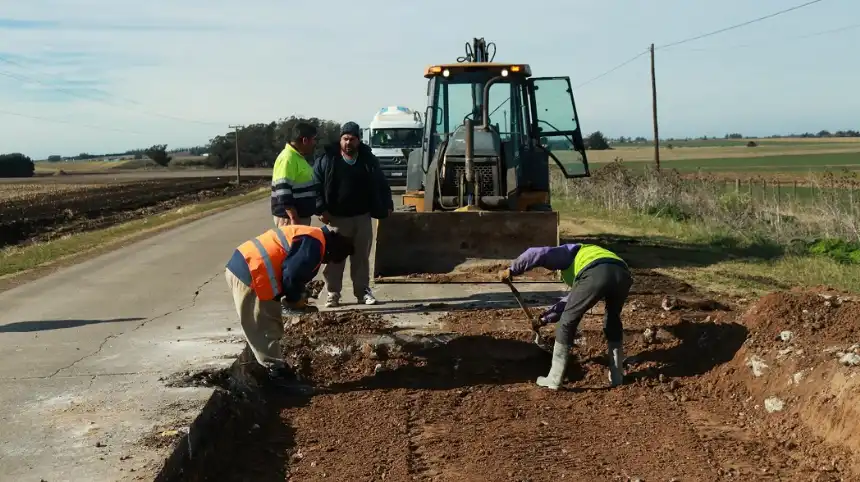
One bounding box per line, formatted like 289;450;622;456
464;118;475;206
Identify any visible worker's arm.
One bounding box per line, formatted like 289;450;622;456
367;152;394;212
271;149;298;222
280;235;323;303
312;152;328;216
509;245;580;276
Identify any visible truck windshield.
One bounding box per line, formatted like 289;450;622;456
370;128;423;148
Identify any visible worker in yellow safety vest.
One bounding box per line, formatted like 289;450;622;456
225;225;353;389
499;243;633;390
271;122;318;226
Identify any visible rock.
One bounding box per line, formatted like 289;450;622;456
745;355;769;377
764;397;785;413
779;331;793;342
661;296;676;311
839;353;860;366
642;327;657;345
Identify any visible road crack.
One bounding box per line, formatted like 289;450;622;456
5;271;225;382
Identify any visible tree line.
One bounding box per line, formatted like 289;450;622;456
3;120;860;178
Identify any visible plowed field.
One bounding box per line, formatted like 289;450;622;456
0;176;267;247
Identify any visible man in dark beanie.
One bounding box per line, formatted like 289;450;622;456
313;121;393;307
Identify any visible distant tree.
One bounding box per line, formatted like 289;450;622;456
585;131;611;150
0;153;35;178
47;155;62;162
746;141;758;147
144;144;172;167
817;130;832;138
725;133;743;139
206;116;342;169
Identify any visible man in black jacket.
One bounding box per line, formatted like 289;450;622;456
313;121;394;307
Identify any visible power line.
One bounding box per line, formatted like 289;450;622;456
573;0;834;89
574;49;649;89
682;22;860;51
0;55;223;127
655;0;828;50
0;108;144;134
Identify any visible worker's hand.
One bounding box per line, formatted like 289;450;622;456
498;268;512;283
286;208;299;225
538;301;565;325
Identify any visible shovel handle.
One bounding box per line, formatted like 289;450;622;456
504;279;542;332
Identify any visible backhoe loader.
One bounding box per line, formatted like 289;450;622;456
373;38;591;281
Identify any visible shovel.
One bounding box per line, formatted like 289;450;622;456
503;279;550;352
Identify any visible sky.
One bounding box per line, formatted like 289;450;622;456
0;0;858;159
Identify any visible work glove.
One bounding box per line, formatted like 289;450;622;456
498;268;512;283
538;299;567;325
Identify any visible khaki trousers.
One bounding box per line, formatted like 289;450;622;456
322;213;373;297
225;268;285;367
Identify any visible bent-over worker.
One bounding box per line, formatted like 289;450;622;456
499;243;632;390
225;225;353;384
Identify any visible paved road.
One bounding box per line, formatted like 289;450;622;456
0;197;563;481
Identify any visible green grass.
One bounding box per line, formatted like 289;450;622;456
590;152;860;173
616;139;860;149
0;187;267;278
555;199;860;296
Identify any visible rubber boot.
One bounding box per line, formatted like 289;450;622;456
536;341;570;390
607;341;624;387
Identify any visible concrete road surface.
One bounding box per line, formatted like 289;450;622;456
0;197;562;481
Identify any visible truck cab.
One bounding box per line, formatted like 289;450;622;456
365;106;424;187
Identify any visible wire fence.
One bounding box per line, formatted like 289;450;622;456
551;161;860;245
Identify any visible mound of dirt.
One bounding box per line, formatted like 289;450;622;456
403;263;558;283
703;290;860;475
281;310;401;385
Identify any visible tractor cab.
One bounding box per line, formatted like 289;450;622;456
405;62;591;204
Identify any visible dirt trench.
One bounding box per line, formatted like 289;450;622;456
168;270;860;482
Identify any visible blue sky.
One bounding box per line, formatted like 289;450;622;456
0;0;857;158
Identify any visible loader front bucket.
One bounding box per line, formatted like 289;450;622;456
372;211;560;282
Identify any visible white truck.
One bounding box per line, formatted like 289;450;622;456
364;105;424;186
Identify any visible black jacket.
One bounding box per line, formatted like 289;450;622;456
313;142;394;219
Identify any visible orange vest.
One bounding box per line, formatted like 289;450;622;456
236;225;326;300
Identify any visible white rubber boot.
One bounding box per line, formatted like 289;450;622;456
536;341;570;390
607;341;624;387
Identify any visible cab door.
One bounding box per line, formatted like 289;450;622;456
527;76;590;178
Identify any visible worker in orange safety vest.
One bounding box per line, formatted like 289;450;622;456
224;225;353;389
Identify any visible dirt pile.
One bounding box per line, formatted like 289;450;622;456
281;310;402;386
403;262;558;283
706;289;860;474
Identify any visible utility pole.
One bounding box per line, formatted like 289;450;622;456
650;44;660;170
228;124;243;183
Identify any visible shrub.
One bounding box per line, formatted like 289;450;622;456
0;153;35;178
